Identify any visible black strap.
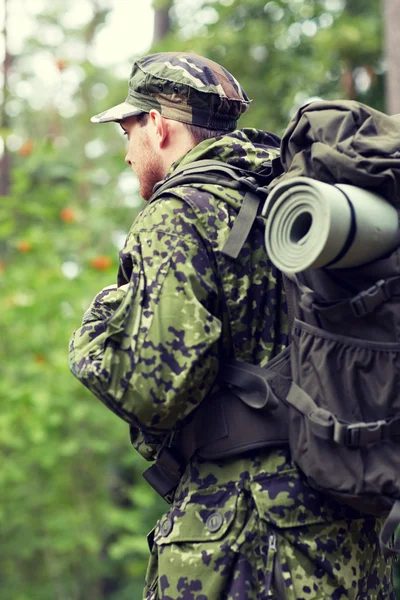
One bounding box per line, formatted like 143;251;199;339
151;159;269;201
283;275;297;338
143;351;292;500
223;359;279;409
300;276;400;322
142;448;182;503
153;159;273;191
150;160;269;260
324;186;357;268
380;500;400;557
151;172;241;200
142;388;289;502
177;387;289;463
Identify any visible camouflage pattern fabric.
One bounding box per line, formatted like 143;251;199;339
69;128;394;599
69;128;286;459
91;52;251;129
145;450;394;599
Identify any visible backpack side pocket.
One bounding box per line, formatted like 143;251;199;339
286;318;400;514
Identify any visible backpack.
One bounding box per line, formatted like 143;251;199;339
267;100;400;558
143;101;400;557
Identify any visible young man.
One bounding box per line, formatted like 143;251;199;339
69;52;393;599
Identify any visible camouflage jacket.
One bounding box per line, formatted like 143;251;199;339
70;128;286;451
70;129;360;528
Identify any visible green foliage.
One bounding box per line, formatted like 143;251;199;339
158;0;383;133
1;3;166;599
0;103;166;600
1;0;398;598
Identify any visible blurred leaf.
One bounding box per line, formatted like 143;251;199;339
1;0;398;599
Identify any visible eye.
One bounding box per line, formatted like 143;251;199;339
122;130;128;137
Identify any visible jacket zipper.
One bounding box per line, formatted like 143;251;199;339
266;531;287;599
265;532;277;597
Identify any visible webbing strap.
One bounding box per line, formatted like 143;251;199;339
157;158;273;185
151;172;241;200
162;159;261;181
287;382;400;447
380;500;400;557
302;276;400;322
222;190;261;259
151;159;269;202
149;160;268;260
223;359;280;410
142;449;182;503
323;186;357;268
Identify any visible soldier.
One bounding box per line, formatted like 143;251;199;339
69;52;394;599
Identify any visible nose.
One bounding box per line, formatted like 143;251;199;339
125;153;131;165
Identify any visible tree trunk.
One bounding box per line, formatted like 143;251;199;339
153;0;173;44
1;0;11;196
383;0;400;114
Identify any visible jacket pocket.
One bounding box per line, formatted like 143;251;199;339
152;488;244;599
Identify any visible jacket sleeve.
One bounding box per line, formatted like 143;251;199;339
69;196;222;447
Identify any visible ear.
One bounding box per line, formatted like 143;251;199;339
148;109;169;149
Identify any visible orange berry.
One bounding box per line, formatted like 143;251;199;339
60;207;77;223
89;255;113;271
56;58;67;71
17;240;32;253
18;140;34;157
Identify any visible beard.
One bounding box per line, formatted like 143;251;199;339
135;138;165;201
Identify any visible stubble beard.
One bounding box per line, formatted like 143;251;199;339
138;143;165;201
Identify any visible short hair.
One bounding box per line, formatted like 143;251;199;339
184;123;233;145
136;112;149;127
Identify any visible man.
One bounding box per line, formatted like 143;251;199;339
69;52;393;599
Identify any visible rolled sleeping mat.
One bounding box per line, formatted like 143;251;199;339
262;177;399;274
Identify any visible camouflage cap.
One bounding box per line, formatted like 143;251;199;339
91;52;251;130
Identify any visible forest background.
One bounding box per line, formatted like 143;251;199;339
1;0;399;598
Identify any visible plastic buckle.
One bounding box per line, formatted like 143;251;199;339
240;175;259;192
349;280;388;318
299;293;315;315
346;420;387;448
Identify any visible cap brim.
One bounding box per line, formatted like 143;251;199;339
90;102;144;123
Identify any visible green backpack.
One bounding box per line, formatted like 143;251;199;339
268;100;400;557
144;100;400;558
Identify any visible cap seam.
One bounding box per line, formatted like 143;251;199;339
140;68;249;102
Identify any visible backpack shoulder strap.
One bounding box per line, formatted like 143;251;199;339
221;190;261;259
150;159;269;260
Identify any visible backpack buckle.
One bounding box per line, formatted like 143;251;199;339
239;175;259;192
349;280;389;318
345;419;387;447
